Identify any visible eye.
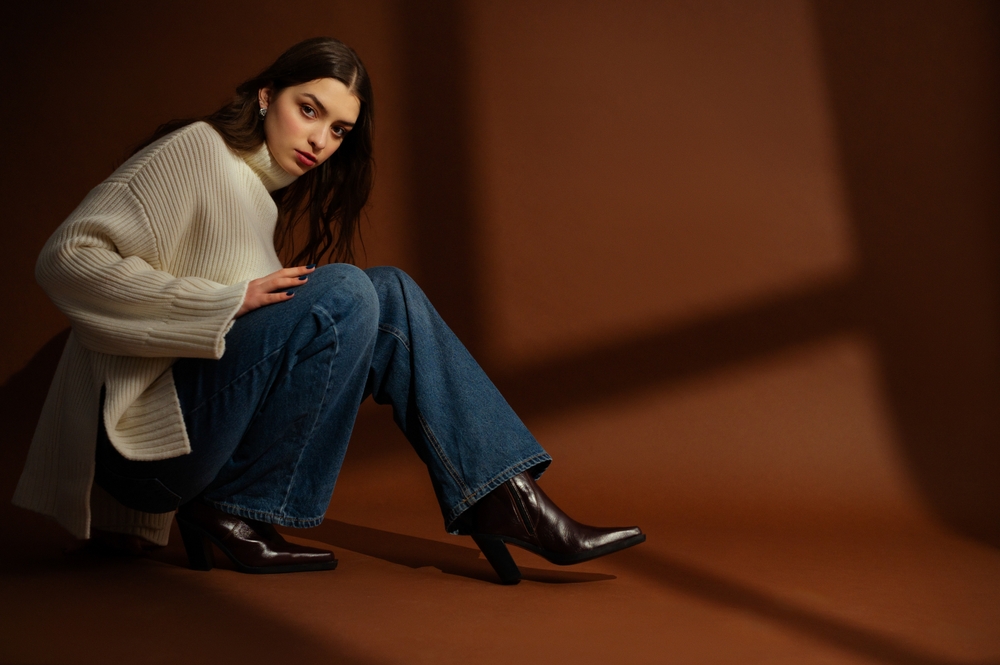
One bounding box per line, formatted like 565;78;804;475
300;104;317;118
332;126;349;139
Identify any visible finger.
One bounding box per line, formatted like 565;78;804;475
258;271;311;290
278;264;317;277
261;275;313;292
266;290;296;304
256;281;301;295
250;290;295;309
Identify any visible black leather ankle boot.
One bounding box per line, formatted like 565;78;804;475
176;501;338;574
461;472;645;584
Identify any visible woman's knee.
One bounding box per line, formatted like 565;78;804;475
303;264;379;344
312;264;378;315
364;266;417;302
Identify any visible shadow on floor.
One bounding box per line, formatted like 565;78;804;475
2;543;392;664
292;519;616;585
618;547;1000;665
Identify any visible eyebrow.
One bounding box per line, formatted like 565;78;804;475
303;93;356;127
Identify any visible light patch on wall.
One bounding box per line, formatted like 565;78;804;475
527;333;929;530
467;0;857;367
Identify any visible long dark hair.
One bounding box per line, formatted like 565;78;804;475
134;37;374;266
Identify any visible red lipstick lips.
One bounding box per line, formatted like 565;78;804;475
294;150;317;167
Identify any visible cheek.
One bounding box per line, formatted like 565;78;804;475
273;108;304;144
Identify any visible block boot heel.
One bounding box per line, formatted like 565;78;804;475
176;517;215;571
470;534;522;585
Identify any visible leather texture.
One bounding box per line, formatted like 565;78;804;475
176;501;337;572
465;472;645;565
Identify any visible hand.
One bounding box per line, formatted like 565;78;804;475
235;265;316;318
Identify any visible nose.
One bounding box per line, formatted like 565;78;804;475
308;130;327;155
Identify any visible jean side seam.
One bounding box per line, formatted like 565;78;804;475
377;323;410;351
383;315;466;496
417;411;472;496
277;305;339;518
185;346;285;417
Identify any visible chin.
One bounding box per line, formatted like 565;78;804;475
293;159;316;175
279;159;305;176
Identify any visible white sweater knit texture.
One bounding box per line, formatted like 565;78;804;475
13;122;297;545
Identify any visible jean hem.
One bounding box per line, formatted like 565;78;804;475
206;500;325;529
443;451;552;533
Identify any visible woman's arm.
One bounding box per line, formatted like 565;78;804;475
37;179;248;360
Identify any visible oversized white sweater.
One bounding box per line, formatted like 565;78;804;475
13;122;298;545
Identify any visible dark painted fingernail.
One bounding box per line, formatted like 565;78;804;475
298;275;308;280
306;264;316;269
286;291;295;296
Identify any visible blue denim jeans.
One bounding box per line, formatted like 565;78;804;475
95;265;550;531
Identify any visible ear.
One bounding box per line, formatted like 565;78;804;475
257;85;273;111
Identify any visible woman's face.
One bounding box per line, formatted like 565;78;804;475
259;77;361;176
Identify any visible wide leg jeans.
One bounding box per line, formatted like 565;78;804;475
95;265;551;532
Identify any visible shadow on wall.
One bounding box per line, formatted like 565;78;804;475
811;0;1000;544
374;0;1000;545
389;0;1000;545
3;0;999;555
393;0;486;357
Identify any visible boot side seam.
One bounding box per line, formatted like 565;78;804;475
507;482;536;537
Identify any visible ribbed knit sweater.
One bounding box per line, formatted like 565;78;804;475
13;121;298;545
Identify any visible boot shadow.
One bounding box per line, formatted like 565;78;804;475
292;519;616;585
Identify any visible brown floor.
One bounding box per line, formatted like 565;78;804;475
3;2;1000;663
3;392;1000;665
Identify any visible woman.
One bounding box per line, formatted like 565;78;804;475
13;37;644;584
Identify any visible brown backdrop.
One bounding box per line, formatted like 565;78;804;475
2;0;998;554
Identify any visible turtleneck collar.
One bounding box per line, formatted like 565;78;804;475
243;141;298;192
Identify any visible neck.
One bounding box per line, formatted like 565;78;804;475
243;141;298;192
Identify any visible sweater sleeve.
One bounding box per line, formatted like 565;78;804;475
36;179;248;360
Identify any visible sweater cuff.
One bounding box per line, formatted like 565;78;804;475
146;280;249;359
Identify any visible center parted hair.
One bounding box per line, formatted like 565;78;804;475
136;37;374;266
